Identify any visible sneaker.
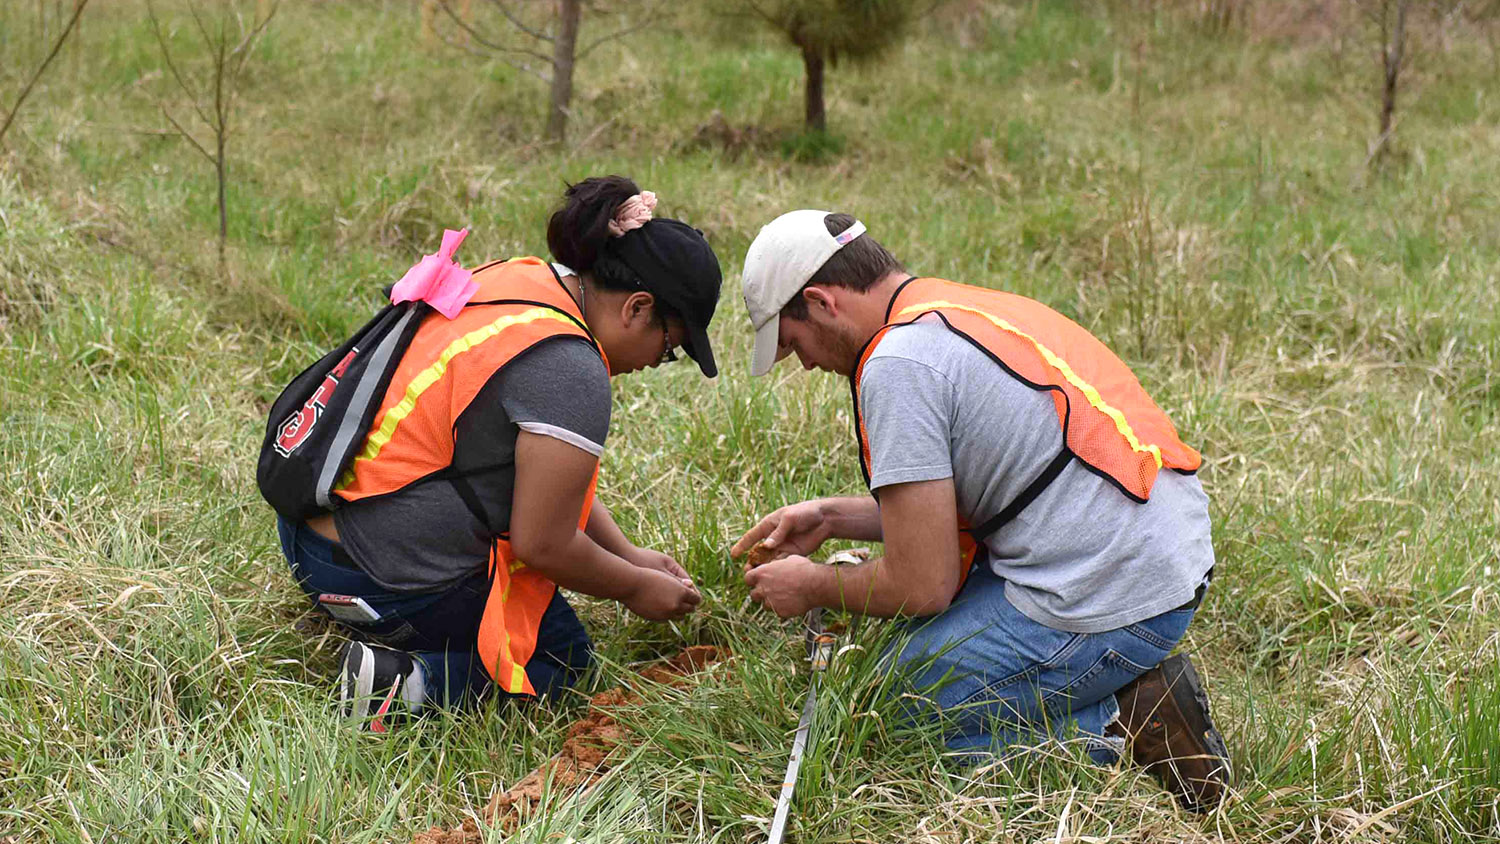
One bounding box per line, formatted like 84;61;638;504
1108;652;1232;812
340;641;427;733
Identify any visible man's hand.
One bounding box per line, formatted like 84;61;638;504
626;546;694;586
732;501;832;564
744;555;823;619
623;568;702;621
740;480;961;620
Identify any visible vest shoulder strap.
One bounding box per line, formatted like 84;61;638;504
966;447;1073;542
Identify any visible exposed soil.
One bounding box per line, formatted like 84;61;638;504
684;111;783;158
410;645;723;843
747;543;870;570
409;818;481;844
744;540;779;569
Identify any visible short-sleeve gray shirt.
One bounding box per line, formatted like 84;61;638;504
333;336;611;593
858;317;1214;633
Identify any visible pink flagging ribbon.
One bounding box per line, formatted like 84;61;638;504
389;228;478;320
606;191;657;237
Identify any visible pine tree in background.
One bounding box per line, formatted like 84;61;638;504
726;0;918;133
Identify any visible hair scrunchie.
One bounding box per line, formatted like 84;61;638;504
607;191;657;237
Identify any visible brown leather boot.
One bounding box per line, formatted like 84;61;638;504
1108;652;1231;812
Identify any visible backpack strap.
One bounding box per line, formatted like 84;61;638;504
314;303;426;510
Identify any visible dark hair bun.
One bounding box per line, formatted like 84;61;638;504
546;175;641;273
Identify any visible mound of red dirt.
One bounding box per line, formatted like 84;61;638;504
410;645;723;843
486;645;722;824
409;817;480;844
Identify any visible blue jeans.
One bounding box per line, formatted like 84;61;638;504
276;515;592;706
892;563;1198;764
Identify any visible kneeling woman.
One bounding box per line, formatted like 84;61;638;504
274;177;720;726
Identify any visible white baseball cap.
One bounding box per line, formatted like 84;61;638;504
741;209;867;376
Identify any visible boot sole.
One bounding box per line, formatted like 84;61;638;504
1161;653;1232;809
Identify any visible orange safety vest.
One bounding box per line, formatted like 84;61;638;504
336;257;606;696
851;277;1202;592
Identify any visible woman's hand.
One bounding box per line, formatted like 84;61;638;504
623;568;701;621
514;433;697;612
731;500;832;563
626;546;694;585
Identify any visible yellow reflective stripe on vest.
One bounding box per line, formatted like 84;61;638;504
897;301;1164;468
336;307;578;488
510;560;531;691
500;556;529;693
495;574;528;694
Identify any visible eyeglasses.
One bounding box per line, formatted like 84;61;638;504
659;316;679;364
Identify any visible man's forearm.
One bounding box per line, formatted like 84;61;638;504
809;555;944;618
819;496;883;542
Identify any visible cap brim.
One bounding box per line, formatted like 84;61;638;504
683;320;718;378
750;315;780;377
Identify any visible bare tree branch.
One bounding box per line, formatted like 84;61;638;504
186;1;218;73
224;2;277;129
484;0;554;42
213;13;228;129
429;33;514;61
144;0;275;276
228;1;278;81
576;1;674;67
500;58;552;83
160;104;215;164
578;13;662;60
0;0;91;147
436;0;554;64
447;0;663;145
147;1;215;128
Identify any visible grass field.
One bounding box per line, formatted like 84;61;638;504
3;0;1499;841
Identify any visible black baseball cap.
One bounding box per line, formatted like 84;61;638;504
604;218;721;377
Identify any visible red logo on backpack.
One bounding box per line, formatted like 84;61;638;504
273;348;359;457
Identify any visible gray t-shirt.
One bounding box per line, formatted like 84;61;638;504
859;317;1214;633
334;336;611;593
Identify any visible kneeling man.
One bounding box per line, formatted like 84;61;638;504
732;210;1230;811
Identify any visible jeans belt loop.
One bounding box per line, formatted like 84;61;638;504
1176;569;1213;611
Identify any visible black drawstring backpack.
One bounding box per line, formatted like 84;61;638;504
256;298;428;521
